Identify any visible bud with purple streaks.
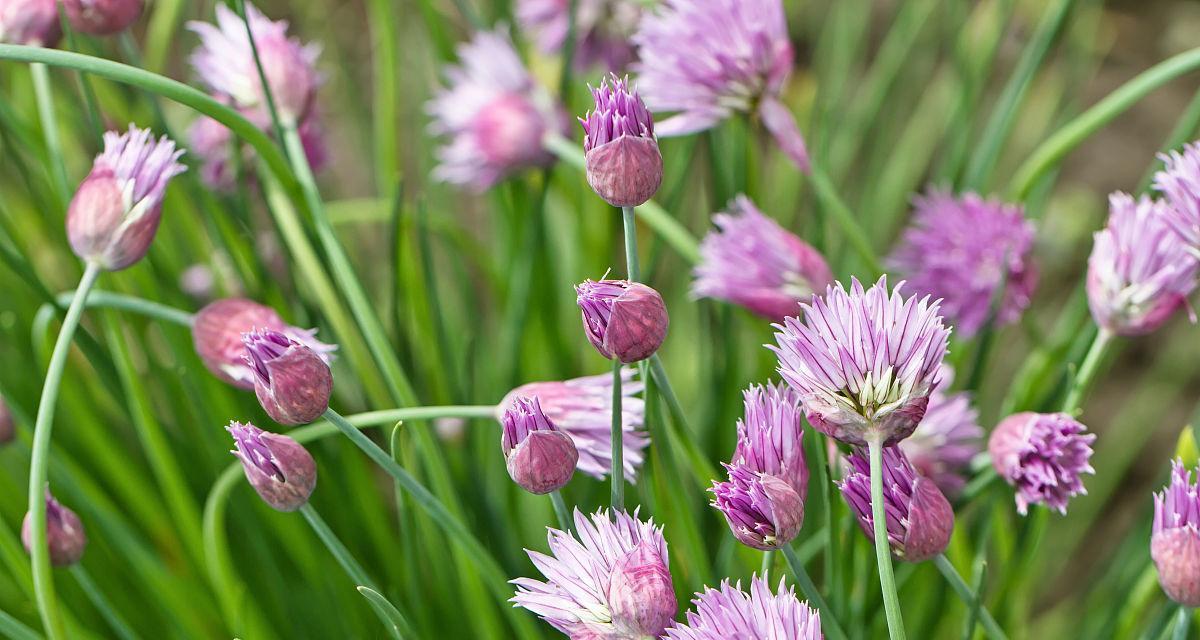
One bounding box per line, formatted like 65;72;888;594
580;74;662;207
228;421;316;511
575;279;669;363
711;463;804;551
501;396;578;494
22;490;87;567
193;298;335;390
243;329;333;426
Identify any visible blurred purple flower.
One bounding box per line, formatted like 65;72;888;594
228;421;317;511
1152;459;1200;607
888;190;1037;337
518;0;641;72
22;489;86;567
193;298;335;390
188;111;328;192
666;576;823;640
501;396;578;494
580;74;662;207
576;278;669;363
0;0;61;46
632;0;809;171
1154;142;1200;250
733;381;808;498
62;0;143;36
693;195;832;322
711;463;804;551
988;412;1095;515
243;328;333;426
898;367;982;498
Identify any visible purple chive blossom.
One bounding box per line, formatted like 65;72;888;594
770;276;951;447
1154;142;1200;251
188;111;328;192
733;381;808;498
427;29;561;191
22;490;87;567
693;195;833;322
188;3;321;125
518;0;642;72
501;396;578;494
0;0;62;46
66;125;187;271
576;279;669;363
988;412;1095;515
513;508;676;639
62;0;143;36
632;0;810;171
1087;192;1198;336
897;366;982;498
666;576;823;640
579;74;662;207
1152;459;1200;607
243;328;333;426
499;370;648;481
228;421;317;511
711;463;804;551
888;190;1037;338
193;298;335;391
839;446;954;562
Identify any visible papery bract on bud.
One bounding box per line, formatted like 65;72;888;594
579;74;661;207
63;0;143;35
22;490;87;567
518;0;642;72
1154;142;1200;250
501;396;578;494
666;576;823;640
0;395;13;445
227;421;316;511
988;412;1095;515
711;463;804;551
898;366;982;498
0;0;61;46
1152;459;1200;607
193;298;335;390
243;329;333;426
576;279;669;363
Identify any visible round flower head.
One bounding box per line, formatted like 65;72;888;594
22;490;87;567
580;74;662;207
499;370;649;481
733;381;808;498
1087;192;1198;336
193;298;335;390
897;367;982;498
839;446;954;562
711;463;804;551
243;329;333;426
66;125;186;271
188;3;321;125
518;0;641;72
501;396;578;494
888;190;1037;337
513;508;676;638
0;0;61;46
0;395;13;445
228;421;316;511
632;0;809;171
1154;142;1200;251
576;279;669;363
1152;459;1200;607
988;412;1095;515
666;576;823;640
427;29;561;191
770;276;951;447
693;195;833;321
62;0;143;36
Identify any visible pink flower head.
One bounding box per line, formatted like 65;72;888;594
1152;459;1200;607
518;0;642;72
898;366;982;497
580;74;662;207
693;195;833;321
770;276;950;447
988;412;1095;515
888;190;1037;337
0;0;61;46
1154;142;1200;250
228;421;316;512
1087;192;1198;336
632;0;809;171
666;576;823;640
193;298;335;390
501;396;578;494
62;0;143;36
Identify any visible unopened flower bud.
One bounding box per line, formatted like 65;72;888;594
1152;459;1200;606
228;421;316;511
193;298;335;390
575;279;669;363
63;0;143;35
501;396;577;494
0;0;62;46
580;74;662;207
243;329;332;426
711;463;805;551
607;540;677;637
22;490;86;567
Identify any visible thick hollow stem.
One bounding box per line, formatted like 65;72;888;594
932;554;1009;640
760;550;774;580
781;544;848;640
610;359;624;511
1172;606;1191;640
867;435;907;640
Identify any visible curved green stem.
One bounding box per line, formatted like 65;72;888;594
1061;329;1112;413
234;0;291;152
70;565;137;640
51;290;195;327
29;62;68;205
932;555;1008;640
28;262;101;640
868;435;906;640
781;544;848;640
648;355;717;482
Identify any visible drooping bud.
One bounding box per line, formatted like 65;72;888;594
193;298;335;390
575;279;669;363
0;396;13;445
243;329;333;426
501;396;578;494
580;74;662;207
988;412;1095;515
62;0;144;36
607;540;678;637
0;0;62;46
227;421;316;511
22;490;87;567
711;463;805;551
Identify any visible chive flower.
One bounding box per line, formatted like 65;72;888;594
666;576;823;640
0;0;61;46
576;279;669;363
711;463;804;551
228;421;317;512
988;412;1095;515
62;0;143;36
501;396;578;494
1154;142;1200;252
1152;459;1200;607
193;298;335;391
897;367;982;498
580;74;662;207
242;329;333;426
518;0;641;72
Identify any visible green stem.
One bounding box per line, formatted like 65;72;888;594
1061;329;1112;413
808;164;882;275
933;555;1008;640
760;550;774;580
233;0;291;152
52;290;195;327
868;435;906;640
28;262;101;640
781;544;848;640
610;359;624;511
648;355;718;482
1171;606;1191;640
550;491;572;533
299;503;377;589
69;565;136;640
621;206;640;281
29;62;69;205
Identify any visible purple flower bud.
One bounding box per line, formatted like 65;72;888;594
193;298;336;390
243;329;333;426
66;127;186;271
733;381;808;498
576;279;669;363
518;0;641;73
1152;460;1200;606
501;396;578;494
988;412;1095;515
580;75;662;207
228;421;316;511
608;540;678;637
839;446;954;562
22;490;87;567
0;0;62;46
62;0;143;35
711;463;804;551
0;396;13;445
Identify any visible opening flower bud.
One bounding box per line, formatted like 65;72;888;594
63;0;143;35
501;396;577;494
575;279;669;363
1152;459;1200;606
228;421;317;512
580;74;662;207
22;490;87;567
711;463;805;551
988;412;1095;515
193;298;336;390
607;540;678;637
243;329;333;426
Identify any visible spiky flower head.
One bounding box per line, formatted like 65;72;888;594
0;0;61;46
499;370;648;481
193;298;335;391
1087;192;1198;336
988;412;1095;515
227;421;316;511
513;508;676;639
579;74;662;207
0;395;13;445
22;489;87;567
666;576;823;640
1152;459;1200;607
693;195;832;321
501;396;578;494
839;446;954;562
888;190;1037;337
733;381;809;498
518;0;641;72
188;3;320;125
632;0;809;171
771;276;950;447
576;279;669;363
711;463;804;551
427;29;561;191
242;329;333;426
897;367;982;498
62;0;143;36
1154;142;1200;250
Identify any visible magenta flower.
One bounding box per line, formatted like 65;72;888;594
0;0;61;46
499;371;648;481
988;412;1095;515
62;0;143;36
771;276;950;447
501;396;578;494
427;29;561;191
193;298;335;391
580;74;662;207
518;0;641;72
666;576;823;640
22;490;87;567
632;0;809;171
66;125;186;271
513;508;676;639
733;381;808;498
888;190;1037;337
1154;143;1200;250
693;195;833;321
1087;192;1198;336
576;279;669;363
243;329;333;426
897;367;982;497
711;463;804;551
228;421;317;512
188;111;328;192
1152;459;1200;607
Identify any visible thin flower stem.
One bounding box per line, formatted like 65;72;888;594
1061;329;1112;413
69;565;137;640
808;164;882;275
299;503;378;589
933;555;1009;640
28;261;102;640
1171;606;1191;640
867;435;906;640
648;355;718;482
234;0;291;153
610;359;624;511
550;491;573;533
760;550;774;580
622;206;640;281
781;544;848;640
52;290;195;327
29;62;69;205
